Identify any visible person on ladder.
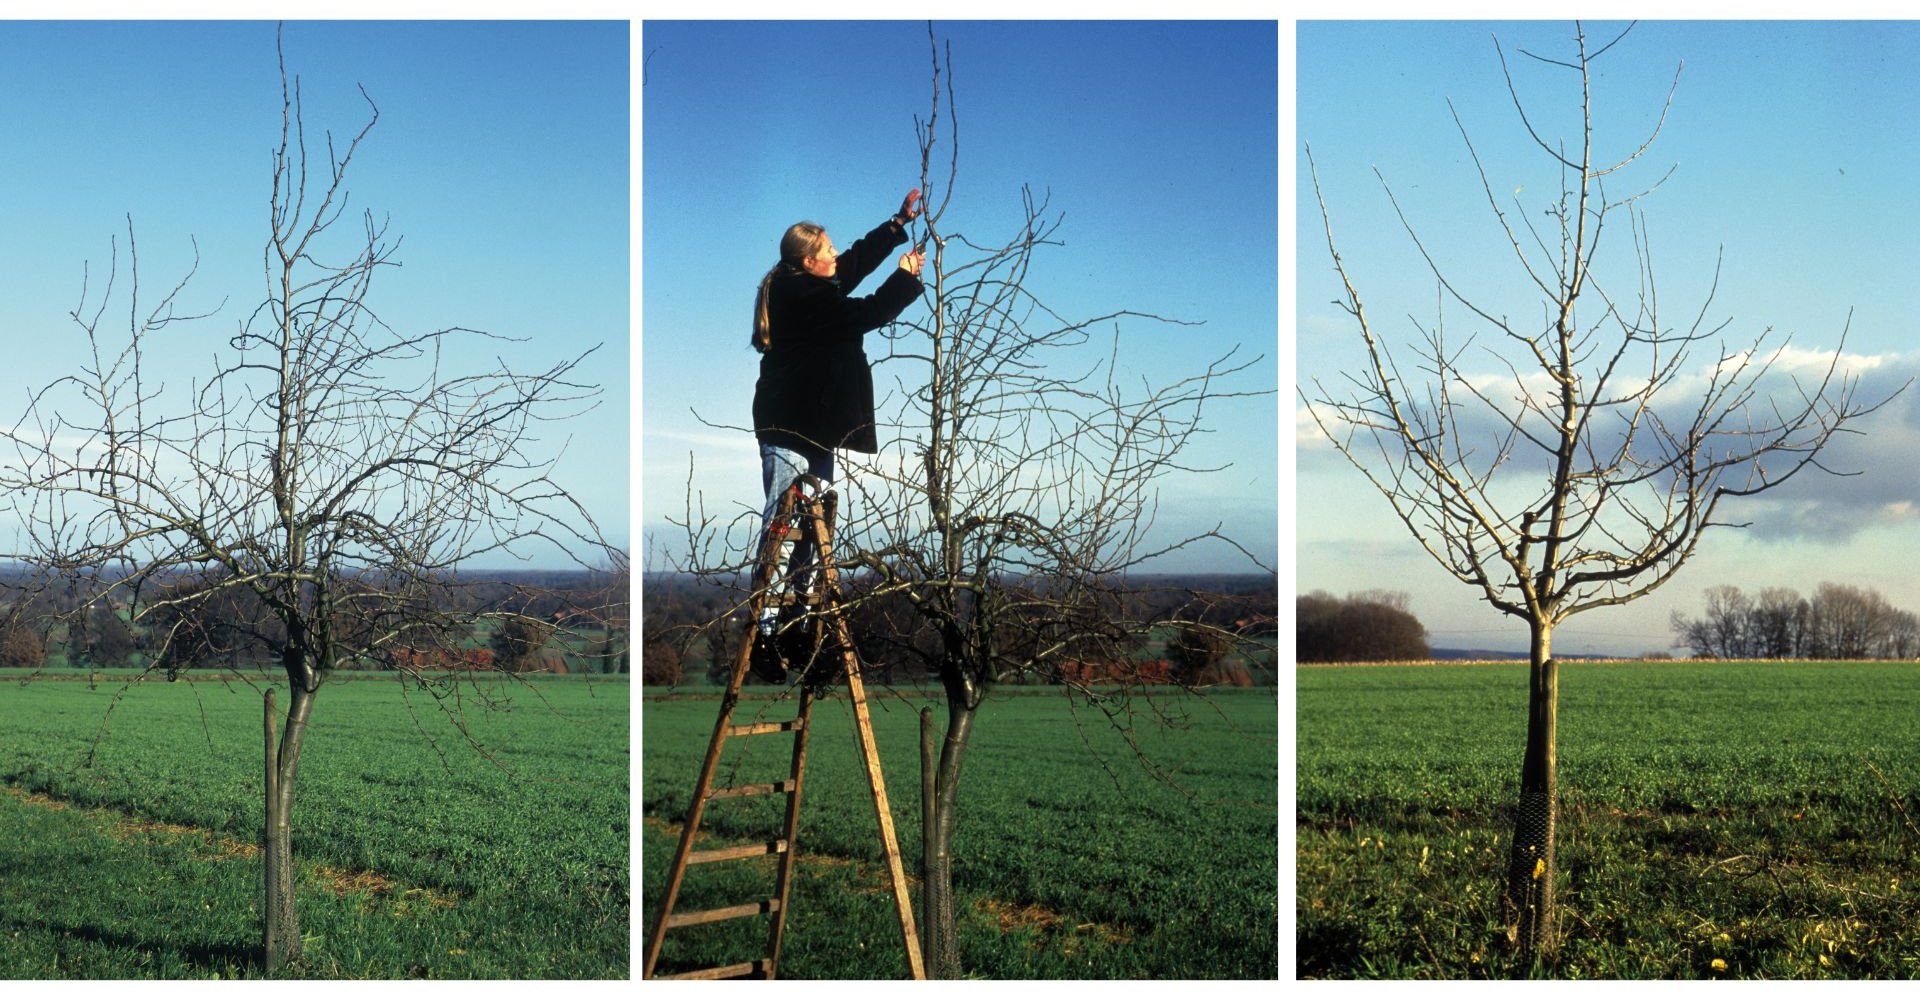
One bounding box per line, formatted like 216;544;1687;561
748;188;925;682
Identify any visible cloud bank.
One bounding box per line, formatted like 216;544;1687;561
1296;342;1920;547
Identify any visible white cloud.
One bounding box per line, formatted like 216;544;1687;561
1295;405;1335;448
1766;344;1894;376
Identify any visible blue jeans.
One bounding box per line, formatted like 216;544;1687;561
758;443;835;619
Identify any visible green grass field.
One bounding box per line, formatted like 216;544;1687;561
1297;661;1920;978
0;674;628;978
641;687;1279;978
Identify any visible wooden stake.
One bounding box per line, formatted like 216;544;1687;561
263;689;279;971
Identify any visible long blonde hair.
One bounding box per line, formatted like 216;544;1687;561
751;221;831;352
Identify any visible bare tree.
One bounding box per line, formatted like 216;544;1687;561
1672;580;1920;660
1702;584;1751;658
1810;581;1891;660
1884;607;1920;660
1749;586;1806;659
1;34;612;971
1302;22;1895;961
672;24;1270;977
1668;584;1758;659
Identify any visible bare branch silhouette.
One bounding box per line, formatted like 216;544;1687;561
1301;20;1902;963
0;28;619;971
667;22;1274;977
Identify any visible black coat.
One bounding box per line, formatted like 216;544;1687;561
752;218;921;455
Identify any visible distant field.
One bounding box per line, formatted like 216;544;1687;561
641;687;1279;978
0;675;628;978
1297;661;1920;978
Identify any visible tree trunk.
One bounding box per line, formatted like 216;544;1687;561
1504;620;1558;966
919;707;938;975
264;684;317;972
922;685;976;979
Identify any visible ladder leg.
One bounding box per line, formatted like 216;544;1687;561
842;655;927;979
808;493;928;980
766;686;814;977
644;488;802;979
643;622;753;978
652;482;924;980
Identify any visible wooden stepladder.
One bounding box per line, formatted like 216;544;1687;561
644;475;925;980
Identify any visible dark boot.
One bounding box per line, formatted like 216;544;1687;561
749;625;787;684
779;608;847;689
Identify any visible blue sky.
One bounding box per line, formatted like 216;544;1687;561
1297;20;1920;655
0;20;629;567
641;20;1280;577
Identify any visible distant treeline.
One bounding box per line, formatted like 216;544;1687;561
1296;590;1429;663
1670;583;1920;660
641;573;1279;686
0;567;627;674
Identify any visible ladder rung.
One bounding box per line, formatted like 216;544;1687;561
688;839;788;865
725;719;803;737
708;779;796;800
654;958;772;980
663;899;782;929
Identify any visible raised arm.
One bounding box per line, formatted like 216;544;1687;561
834;189;921;289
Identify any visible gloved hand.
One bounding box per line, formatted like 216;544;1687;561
895;188;922;225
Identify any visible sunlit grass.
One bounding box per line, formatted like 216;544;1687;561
1297;662;1920;978
0;676;628;978
641;688;1279;978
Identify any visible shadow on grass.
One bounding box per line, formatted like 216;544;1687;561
1296;916;1368;977
41;918;260;976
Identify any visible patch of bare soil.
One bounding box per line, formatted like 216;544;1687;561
974;897;1134;945
3;785;456;909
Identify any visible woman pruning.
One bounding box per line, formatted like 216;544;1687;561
748;188;925;679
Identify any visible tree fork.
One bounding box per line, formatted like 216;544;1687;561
3;27;613;976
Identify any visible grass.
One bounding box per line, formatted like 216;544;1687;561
1297;661;1920;978
0;673;628;978
641;686;1279;978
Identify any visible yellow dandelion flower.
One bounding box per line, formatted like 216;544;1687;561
1532;857;1546;880
1711;958;1727;972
